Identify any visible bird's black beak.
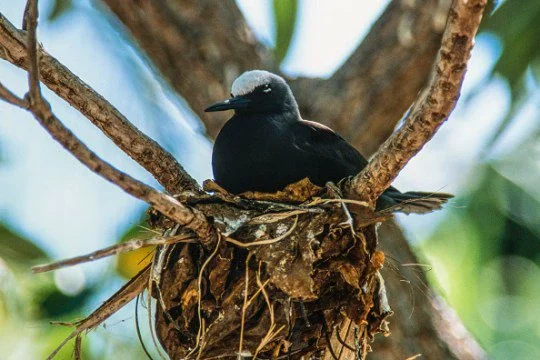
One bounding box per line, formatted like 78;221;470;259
204;97;252;112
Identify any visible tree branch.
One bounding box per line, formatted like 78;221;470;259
0;81;28;108
0;4;212;242
370;222;486;360
348;0;487;205
291;0;452;155
0;13;199;195
99;0;268;138
99;0;453;156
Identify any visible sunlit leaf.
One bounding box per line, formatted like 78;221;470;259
273;0;298;64
115;218;154;279
47;0;73;22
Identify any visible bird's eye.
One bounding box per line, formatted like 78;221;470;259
262;84;272;93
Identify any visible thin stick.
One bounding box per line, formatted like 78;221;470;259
24;0;40;102
135;293;155;360
73;334;82;360
254;262;285;359
8;58;212;240
32;234;195;273
7;2;214;241
0;82;28;108
147;254;167;360
348;0;487;205
187;233;222;358
0;14;199;194
46;265;151;359
238;252;253;358
225;216;298;248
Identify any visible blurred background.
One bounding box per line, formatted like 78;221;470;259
0;0;538;359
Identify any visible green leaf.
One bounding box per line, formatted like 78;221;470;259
47;0;73;22
36;285;94;319
482;0;540;91
0;223;48;267
273;0;298;64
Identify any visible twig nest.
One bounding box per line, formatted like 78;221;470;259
153;179;392;359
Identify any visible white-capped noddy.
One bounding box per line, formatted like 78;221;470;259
206;70;452;214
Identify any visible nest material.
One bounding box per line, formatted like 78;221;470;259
152;179;393;359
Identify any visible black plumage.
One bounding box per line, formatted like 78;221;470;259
207;70;451;214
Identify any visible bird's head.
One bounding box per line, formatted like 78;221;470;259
205;70;299;116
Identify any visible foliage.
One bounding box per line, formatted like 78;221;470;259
422;136;540;358
479;0;540;147
0;224;48;268
47;0;73;21
272;0;298;64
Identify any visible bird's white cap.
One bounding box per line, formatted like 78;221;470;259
231;70;283;96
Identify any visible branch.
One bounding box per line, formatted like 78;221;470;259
370;222;486;360
0;13;199;195
292;0;452;155
99;0;268;138
32;233;196;274
0;81;28;108
0;4;212;242
99;0;453;156
348;0;487;205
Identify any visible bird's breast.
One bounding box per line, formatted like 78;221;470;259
212;116;297;193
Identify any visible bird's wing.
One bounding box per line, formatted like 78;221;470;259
291;120;368;182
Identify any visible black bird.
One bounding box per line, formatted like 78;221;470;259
206;70;451;214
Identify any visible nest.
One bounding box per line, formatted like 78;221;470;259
151;179;393;359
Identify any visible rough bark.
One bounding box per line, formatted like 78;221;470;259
100;0;452;156
372;222;485;360
349;0;486;205
0;14;198;194
99;0;268;139
292;0;452;155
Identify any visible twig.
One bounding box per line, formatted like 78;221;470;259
225;216;298;248
254;262;285;359
187;233;223;359
2;0;214;243
291;0;452;155
151;227;185;334
348;0;487;205
32;233;195;273
73;334;82;360
0;14;199;194
238;252;253;358
0;82;28;108
338;320;353;360
135;293;155;360
24;0;40;102
3;81;212;239
147;252;168;360
46;265;151;359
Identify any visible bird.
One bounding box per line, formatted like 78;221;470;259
206;70;452;214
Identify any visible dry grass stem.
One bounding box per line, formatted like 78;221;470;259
32;234;195;273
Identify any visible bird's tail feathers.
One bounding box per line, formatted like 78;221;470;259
379;191;454;215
